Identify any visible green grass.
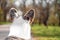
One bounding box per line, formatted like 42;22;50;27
31;24;60;40
0;22;11;25
32;24;60;37
34;37;60;40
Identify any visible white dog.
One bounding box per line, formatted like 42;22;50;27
5;8;34;40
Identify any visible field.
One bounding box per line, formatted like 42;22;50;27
32;24;60;40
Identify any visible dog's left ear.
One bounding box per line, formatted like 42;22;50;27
9;8;17;18
23;9;35;24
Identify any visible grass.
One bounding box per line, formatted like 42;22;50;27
33;37;60;40
31;24;60;40
0;22;11;25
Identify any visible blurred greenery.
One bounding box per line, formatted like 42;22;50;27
0;22;11;25
32;24;60;37
35;37;60;40
0;0;60;26
32;24;60;40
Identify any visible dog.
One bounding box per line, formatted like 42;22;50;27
5;8;35;40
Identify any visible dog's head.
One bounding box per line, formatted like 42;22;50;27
9;8;35;24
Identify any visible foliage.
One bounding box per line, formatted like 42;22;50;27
32;24;60;37
0;7;3;14
34;37;60;40
32;24;60;40
48;14;59;26
0;22;11;25
0;0;60;26
0;7;4;21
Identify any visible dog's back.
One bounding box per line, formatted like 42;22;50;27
5;36;25;40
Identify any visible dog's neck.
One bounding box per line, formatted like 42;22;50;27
12;16;29;25
8;16;31;39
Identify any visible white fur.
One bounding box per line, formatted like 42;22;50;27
8;8;31;39
15;10;23;17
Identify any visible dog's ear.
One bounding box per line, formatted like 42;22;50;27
9;8;23;17
9;8;19;22
9;8;17;18
9;8;23;22
23;9;35;24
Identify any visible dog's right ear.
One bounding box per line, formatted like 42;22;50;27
23;9;35;24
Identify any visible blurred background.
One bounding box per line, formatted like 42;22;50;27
0;0;60;40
